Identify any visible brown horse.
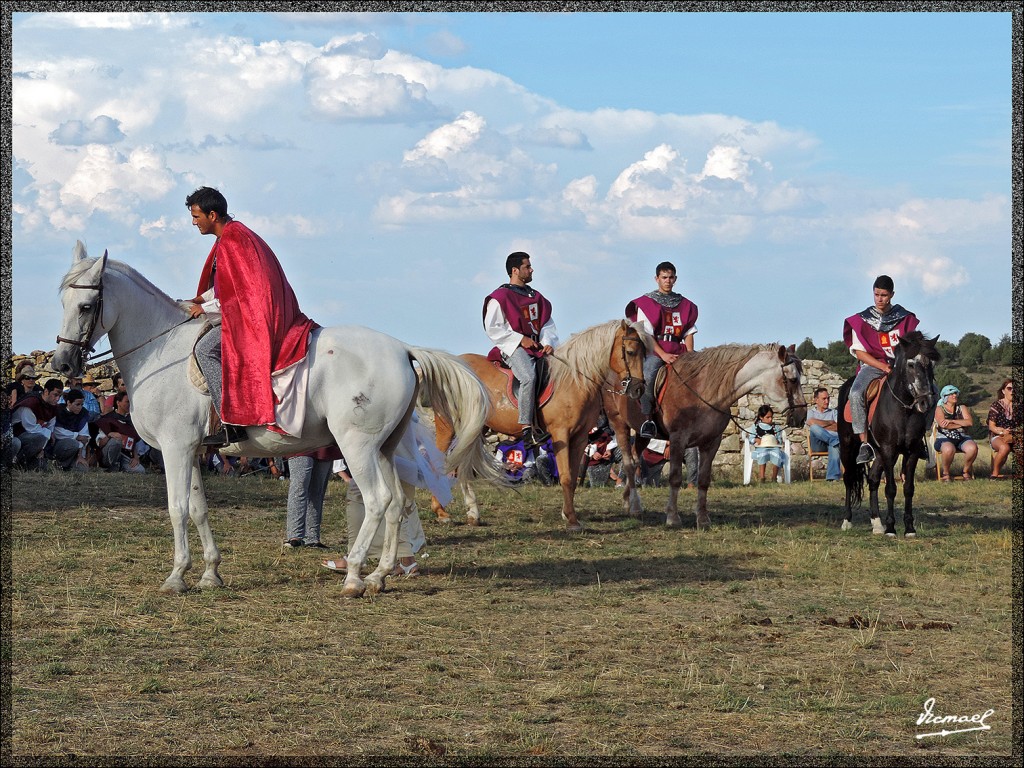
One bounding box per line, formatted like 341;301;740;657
604;343;807;528
431;320;649;531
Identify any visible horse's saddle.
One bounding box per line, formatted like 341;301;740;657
486;348;555;410
654;365;670;406
842;375;887;425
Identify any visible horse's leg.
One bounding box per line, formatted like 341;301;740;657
606;401;642;517
462;480;482;525
902;454;918;537
552;430;584;532
187;456;223;588
880;452;899;538
159;449;194;594
431;413;456;524
692;438;721;528
664;436;686;528
364;479;405;596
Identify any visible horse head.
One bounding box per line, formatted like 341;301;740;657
52;241;109;377
777;344;807;427
895;330;941;414
614;320;648;400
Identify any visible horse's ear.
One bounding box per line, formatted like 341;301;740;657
777;345;787;362
787;344;796;356
72;241;88;263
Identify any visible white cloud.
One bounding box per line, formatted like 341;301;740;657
404;111;485;162
50;115;125;146
21;12;193;30
58;145;175;222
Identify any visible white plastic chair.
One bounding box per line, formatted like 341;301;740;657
742;430;792;485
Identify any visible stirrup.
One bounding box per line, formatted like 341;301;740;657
639;420;658;439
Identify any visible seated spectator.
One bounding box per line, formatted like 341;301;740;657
640;437;670;487
748;404;786;483
100;373;126;415
986;379;1016;480
96;392;147;473
495;436;533;482
8;362;42;409
333;456;353;482
12;377;62;470
585;429;617;487
806;387;841;481
50;388;91;472
934;385;977;481
533;437;559;486
285;444;342;548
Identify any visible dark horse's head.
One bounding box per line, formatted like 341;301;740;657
894;331;940;414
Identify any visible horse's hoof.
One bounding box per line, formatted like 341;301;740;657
665;515;683;528
435;516;454;525
696;515;711;528
341;583;365;599
467;516;481;527
840;520;853;531
885;532;897;538
364;576;384;596
905;532;917;538
197;574;223;589
160;578;189;594
871;520;885;535
565;522;583;533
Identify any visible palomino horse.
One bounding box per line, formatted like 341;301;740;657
837;330;939;537
430;320;649;531
605;343;806;528
50;243;502;597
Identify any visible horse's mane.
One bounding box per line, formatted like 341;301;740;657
672;343;778;404
896;330;941;363
61;256;186;314
549;320;628;396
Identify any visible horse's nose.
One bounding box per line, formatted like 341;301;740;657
626;379;645;400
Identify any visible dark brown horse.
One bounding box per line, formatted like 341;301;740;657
431;320;648;531
605;343;806;528
838;330;939;537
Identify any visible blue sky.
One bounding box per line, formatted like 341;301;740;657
9;10;1013;360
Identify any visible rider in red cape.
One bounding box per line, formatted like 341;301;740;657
187;186;318;444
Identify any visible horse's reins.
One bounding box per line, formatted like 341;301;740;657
665;352;807;437
57;279;193;368
548;329;646;397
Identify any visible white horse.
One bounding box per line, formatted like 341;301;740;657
50;242;502;598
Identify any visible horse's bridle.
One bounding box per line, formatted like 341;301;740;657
615;327;646;399
777;353;808;418
886;354;933;412
56;279;105;371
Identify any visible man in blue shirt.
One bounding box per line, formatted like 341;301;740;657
806;387;841;481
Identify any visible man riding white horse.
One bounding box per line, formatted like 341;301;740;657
185;186;318;446
483;251;559;449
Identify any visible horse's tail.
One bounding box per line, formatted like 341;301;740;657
406;347;507;488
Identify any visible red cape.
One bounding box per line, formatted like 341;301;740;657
196;221;319;426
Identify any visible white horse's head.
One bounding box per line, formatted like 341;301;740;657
747;344;807;428
51;241;109;377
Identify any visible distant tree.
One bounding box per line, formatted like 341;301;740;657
822;340;856;379
936;340;958;367
796;337;818;360
987;333;1015;366
958;333;992;368
935;368;974;400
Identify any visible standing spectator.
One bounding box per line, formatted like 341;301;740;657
12;377;62;470
51;389;91;472
987;379;1017;479
934;385;978;481
806;387;842;481
96;392;146;473
284;445;341;548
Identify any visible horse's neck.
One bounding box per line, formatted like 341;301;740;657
105;272;188;382
732;349;776;403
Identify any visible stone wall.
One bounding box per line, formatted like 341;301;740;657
11;349;846;482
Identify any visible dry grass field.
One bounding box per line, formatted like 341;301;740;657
5;458;1019;761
